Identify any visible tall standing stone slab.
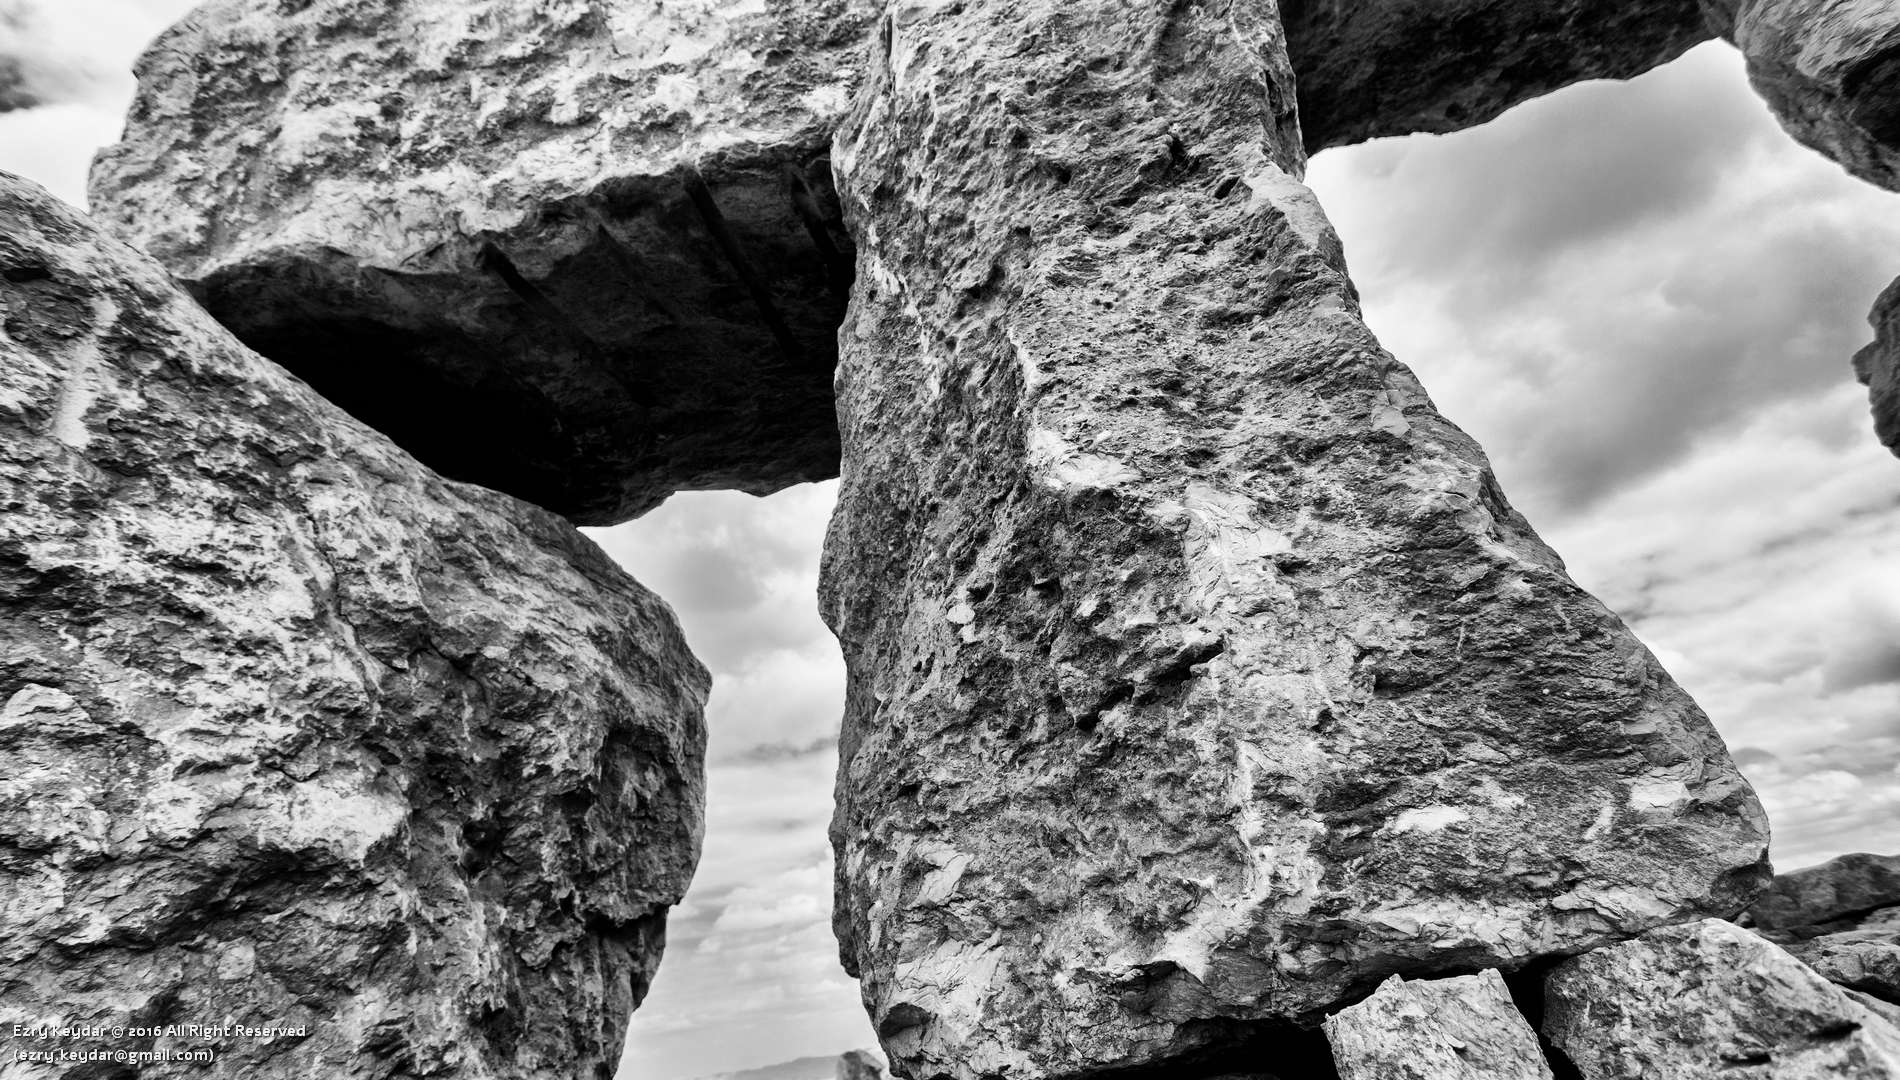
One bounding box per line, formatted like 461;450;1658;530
0;173;707;1079
90;0;879;525
819;2;1770;1078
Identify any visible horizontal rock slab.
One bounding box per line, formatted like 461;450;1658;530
1784;911;1900;1004
1324;970;1554;1079
88;0;1741;523
1544;919;1900;1078
89;0;876;524
0;172;707;1078
820;1;1771;1078
1752;852;1900;930
1285;0;1714;152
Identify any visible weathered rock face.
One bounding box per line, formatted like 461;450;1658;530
89;0;875;525
818;2;1769;1077
1753;852;1900;930
0;173;707;1078
1284;0;1714;152
1856;276;1900;459
87;0;1744;527
1323;970;1553;1080
1544;919;1900;1078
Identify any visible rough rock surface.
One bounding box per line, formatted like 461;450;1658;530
818;1;1770;1077
1284;0;1714;152
89;0;876;524
0;173;707;1078
1856;277;1900;460
1753;853;1900;931
1323;970;1553;1079
1545;919;1900;1078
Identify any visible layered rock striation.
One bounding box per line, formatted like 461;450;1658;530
89;0;877;524
0;173;707;1078
818;1;1769;1077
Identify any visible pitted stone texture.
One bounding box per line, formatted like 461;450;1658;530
1544;919;1900;1079
1285;0;1714;152
89;0;876;525
0;173;707;1079
819;2;1770;1078
1324;970;1553;1080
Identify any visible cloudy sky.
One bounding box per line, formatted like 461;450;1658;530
5;5;1900;1079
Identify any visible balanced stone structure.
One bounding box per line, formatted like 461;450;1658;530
0;173;706;1079
89;0;878;525
52;0;1900;1078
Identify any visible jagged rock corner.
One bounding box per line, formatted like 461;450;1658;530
0;173;707;1078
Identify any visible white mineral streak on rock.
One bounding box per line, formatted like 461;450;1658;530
1545;919;1900;1079
820;1;1771;1078
1324;969;1555;1080
0;174;707;1079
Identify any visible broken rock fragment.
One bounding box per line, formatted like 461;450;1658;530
0;172;707;1078
89;0;877;524
1544;919;1900;1079
820;1;1770;1078
1324;970;1554;1080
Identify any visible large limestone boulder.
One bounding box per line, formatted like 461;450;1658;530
89;0;875;524
819;1;1769;1078
1324;970;1554;1079
1285;0;1714;152
0;173;707;1078
1544;919;1900;1078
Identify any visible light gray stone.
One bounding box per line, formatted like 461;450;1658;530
836;1048;888;1080
89;0;877;524
819;2;1770;1078
1545;918;1900;1078
1324;970;1554;1080
0;171;707;1079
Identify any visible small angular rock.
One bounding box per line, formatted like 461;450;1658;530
0;173;707;1078
1324;970;1554;1080
1545;919;1900;1079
